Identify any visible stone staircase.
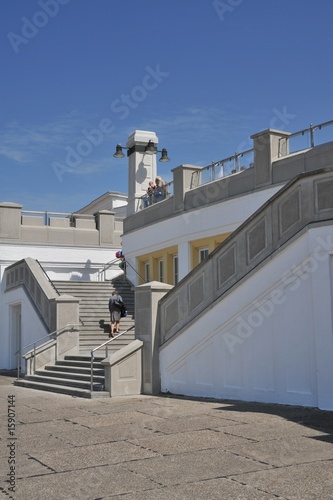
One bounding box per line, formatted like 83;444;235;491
15;276;136;398
54;276;135;354
15;355;109;398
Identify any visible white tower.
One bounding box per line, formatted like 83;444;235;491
126;130;158;216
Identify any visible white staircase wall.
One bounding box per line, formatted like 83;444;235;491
1;287;48;371
160;224;333;410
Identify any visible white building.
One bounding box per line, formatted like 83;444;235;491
1;121;333;410
0;192;127;371
121;124;333;410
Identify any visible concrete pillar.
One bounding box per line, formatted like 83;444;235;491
172;164;202;213
126;130;158;216
135;281;173;395
0;202;22;240
178;241;191;281
251;129;291;188
50;295;80;359
96;210;115;244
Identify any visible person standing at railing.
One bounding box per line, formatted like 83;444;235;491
143;180;156;208
108;290;126;337
154;176;167;202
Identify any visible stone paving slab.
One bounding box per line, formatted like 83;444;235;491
234;460;333;499
66;410;166;429
129;428;251;455
231;434;333;467
107;478;276;500
124;447;272;486
29;440;159;473
17;464;159;500
0;376;333;500
215;419;330;441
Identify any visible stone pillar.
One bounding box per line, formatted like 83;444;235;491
172;164;202;213
126;130;158;216
177;241;191;281
95;210;115;244
135;281;173;395
0;202;22;240
251;129;291;188
50;295;80;359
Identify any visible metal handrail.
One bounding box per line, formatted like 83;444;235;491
191;118;333;189
36;259;61;295
123;259;146;283
98;258;122;280
16;323;81;379
190;147;254;189
90;325;135;392
287;119;333;143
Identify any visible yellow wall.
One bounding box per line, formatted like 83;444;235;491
137;233;232;285
191;233;232;268
138;245;178;285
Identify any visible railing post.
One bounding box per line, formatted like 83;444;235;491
17;352;20;380
310;123;315;148
90;351;94;393
33;344;36;374
235;152;239;172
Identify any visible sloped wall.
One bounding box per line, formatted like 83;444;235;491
160;224;333;410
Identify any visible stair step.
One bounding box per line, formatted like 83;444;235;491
45;365;104;375
38;369;104;381
14;379;109;398
23;374;105;391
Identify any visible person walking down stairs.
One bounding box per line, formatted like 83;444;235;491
108;290;126;337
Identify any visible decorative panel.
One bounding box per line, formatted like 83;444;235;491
165;298;179;331
189;275;204;312
247;218;266;262
316;179;333;211
218;245;236;287
279;189;301;235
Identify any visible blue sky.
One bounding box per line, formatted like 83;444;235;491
1;0;332;213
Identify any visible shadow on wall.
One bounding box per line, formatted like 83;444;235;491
70;259;92;281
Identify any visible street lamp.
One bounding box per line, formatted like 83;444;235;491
113;140;170;162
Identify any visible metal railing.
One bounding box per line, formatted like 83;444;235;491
15;323;81;379
279;119;333;157
190;119;333;190
21;210;76;226
190;148;254;189
136;180;174;211
90;325;135;392
36;259;60;295
98;258;124;281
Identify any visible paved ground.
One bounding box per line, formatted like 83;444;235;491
0;375;332;500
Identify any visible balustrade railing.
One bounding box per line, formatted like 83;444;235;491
190;148;254;189
191;119;333;190
279;120;333;157
15;323;81;379
136;180;173;211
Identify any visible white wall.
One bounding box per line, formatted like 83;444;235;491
1;287;48;371
0;243;124;370
0;244;123;282
160;225;333;410
123;185;281;285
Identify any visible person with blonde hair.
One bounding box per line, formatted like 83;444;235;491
154;176;167;201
